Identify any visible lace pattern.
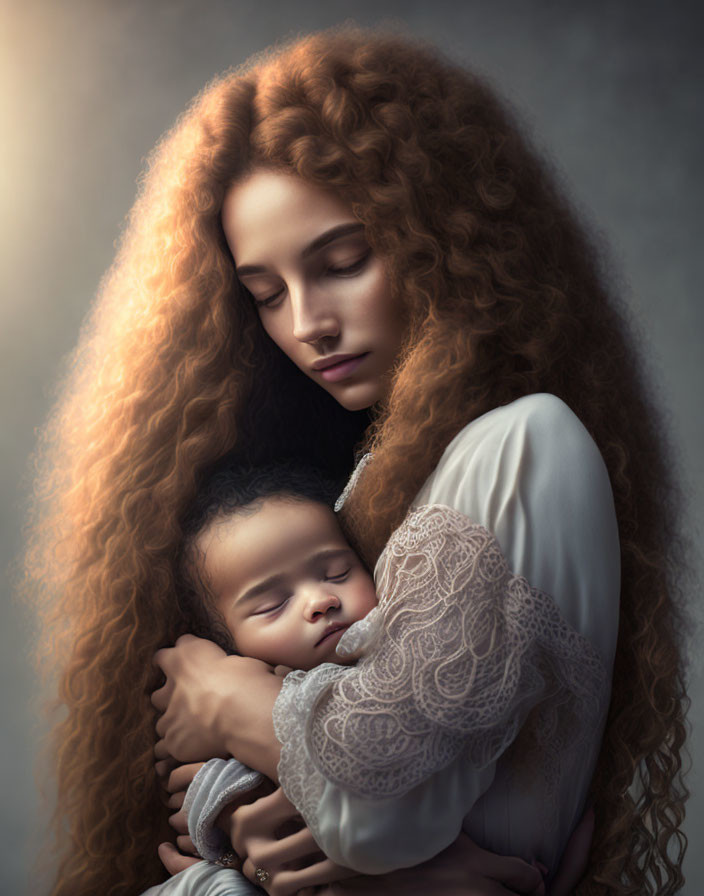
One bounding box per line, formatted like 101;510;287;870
334;452;373;512
273;504;608;825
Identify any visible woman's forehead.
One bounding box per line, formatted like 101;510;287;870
222;169;359;267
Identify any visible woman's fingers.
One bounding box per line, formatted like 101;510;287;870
154;738;171;760
242;856;356;896
157;842;201;876
474;853;543;894
167;761;205;793
230;786;302;856
155;710;171;739
153;635;200;680
176;833;199;856
150;677;173;712
227;786;355;896
167;791;186;810
251;826;321;866
168;809;188;835
288;859;357;891
457;834;544;894
155;757;177;779
251;786;301;824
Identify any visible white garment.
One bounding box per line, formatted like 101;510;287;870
272;394;620;879
138;756;264;896
183;759;264;863
140;862;260;896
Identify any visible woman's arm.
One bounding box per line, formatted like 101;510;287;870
272;396;617;875
153;507;605;875
158;762;550;896
226;788;547;896
267;506;609;873
154;395;618;877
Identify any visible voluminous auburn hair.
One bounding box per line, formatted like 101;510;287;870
26;25;689;896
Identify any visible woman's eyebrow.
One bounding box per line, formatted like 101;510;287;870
235;223;364;277
301;222;364;259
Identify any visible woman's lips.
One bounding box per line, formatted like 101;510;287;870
317;353;369;382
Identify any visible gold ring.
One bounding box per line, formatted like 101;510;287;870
255;867;271;884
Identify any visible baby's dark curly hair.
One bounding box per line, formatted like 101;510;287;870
176;459;341;653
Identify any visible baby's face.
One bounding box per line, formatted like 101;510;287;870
196;497;378;670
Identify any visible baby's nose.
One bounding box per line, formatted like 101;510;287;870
304;589;341;620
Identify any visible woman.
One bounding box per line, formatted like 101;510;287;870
28;26;688;896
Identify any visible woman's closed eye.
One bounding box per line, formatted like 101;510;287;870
326;250;371;276
251;288;284;309
246;248;371;309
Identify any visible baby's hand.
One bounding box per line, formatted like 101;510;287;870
274;664;294;678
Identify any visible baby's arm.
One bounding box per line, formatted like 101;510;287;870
184;758;273;863
182;665;292;862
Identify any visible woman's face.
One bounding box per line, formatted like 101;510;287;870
222;169;405;411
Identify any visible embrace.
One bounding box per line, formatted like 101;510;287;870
28;26;688;896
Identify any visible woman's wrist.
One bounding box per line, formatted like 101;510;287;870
220;668;283;781
153;637;285;771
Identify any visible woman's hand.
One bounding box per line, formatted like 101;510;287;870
227;788;544;896
155;761;206;877
156;759;205;811
225;787;357;896
157;842;202;877
152;634;283;776
313;834;546;895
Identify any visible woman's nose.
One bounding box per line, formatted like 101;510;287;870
290;285;340;344
303;588;341;621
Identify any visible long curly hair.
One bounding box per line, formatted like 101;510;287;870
25;26;689;896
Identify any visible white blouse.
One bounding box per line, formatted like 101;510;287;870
272;393;620;878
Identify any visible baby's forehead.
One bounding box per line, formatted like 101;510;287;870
196;494;359;598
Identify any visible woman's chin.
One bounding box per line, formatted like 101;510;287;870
321;380;385;412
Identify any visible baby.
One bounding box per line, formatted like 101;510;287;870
145;460;378;895
147;460;548;896
178;460;377;672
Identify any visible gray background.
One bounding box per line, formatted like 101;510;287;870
1;0;702;892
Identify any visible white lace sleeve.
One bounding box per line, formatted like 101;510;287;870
273;504;609;865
